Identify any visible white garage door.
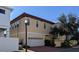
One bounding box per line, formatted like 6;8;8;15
27;39;44;47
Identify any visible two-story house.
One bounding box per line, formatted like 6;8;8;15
10;13;54;47
0;6;12;37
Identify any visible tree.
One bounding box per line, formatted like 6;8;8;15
58;14;69;40
68;14;77;35
58;14;79;40
50;14;79;40
50;26;59;39
49;14;79;48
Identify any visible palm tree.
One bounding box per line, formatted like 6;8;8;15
68;14;77;35
58;14;69;40
49;14;79;47
58;14;79;40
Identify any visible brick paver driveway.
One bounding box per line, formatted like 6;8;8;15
28;46;79;52
28;46;68;52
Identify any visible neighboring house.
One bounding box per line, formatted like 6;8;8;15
10;13;54;47
0;6;12;37
0;6;19;52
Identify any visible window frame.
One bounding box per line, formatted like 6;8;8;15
36;20;39;28
27;18;30;25
44;23;46;29
0;9;5;14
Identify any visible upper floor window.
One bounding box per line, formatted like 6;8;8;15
14;21;19;29
36;21;38;28
27;18;30;25
0;9;5;14
10;25;14;30
11;23;15;29
50;27;53;30
44;23;46;29
16;24;19;28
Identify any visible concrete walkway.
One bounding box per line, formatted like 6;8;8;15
19;48;34;52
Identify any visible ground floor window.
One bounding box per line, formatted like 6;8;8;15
0;28;7;37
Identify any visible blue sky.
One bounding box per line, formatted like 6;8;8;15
10;6;79;23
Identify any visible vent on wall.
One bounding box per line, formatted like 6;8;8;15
0;9;5;14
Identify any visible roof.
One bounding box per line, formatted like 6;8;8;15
52;23;62;28
10;12;54;24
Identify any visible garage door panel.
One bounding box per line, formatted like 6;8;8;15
27;39;44;47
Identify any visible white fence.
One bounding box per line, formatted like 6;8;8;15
0;37;19;52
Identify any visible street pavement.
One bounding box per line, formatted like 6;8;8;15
28;46;79;52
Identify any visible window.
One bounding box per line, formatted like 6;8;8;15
16;21;19;27
44;23;46;29
10;26;11;30
13;23;16;29
14;21;19;29
36;21;38;28
14;24;19;29
27;18;30;25
15;25;17;28
16;24;19;27
50;27;52;30
12;25;14;29
0;9;5;14
11;24;14;29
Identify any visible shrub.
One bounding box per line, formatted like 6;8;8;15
27;46;30;48
45;40;51;46
61;40;78;48
61;40;71;48
69;40;78;46
77;40;79;45
19;45;23;50
51;39;56;47
22;45;30;48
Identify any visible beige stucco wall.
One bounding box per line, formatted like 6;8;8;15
10;16;53;44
